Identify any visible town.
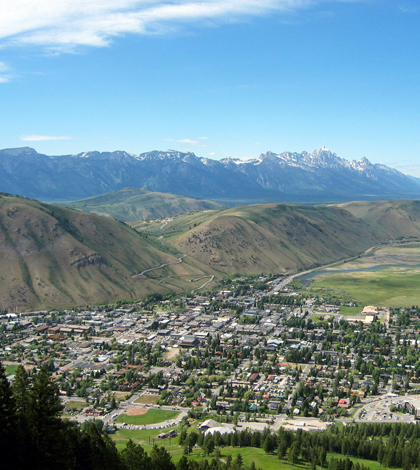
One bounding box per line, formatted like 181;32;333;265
2;272;420;441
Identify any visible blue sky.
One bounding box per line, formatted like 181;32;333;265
1;0;419;175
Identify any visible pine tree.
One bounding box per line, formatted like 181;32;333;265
12;364;33;470
177;455;191;470
0;362;16;470
28;367;65;470
150;444;176;470
121;439;152;470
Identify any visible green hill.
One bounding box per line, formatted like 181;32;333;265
0;194;211;310
6;195;420;310
336;199;420;239
132;203;386;275
60;187;226;222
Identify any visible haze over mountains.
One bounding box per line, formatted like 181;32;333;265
1;146;419;204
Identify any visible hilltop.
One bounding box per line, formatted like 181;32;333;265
133;200;420;276
132;203;381;275
61;187;226;222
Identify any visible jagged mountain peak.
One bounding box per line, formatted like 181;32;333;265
0;145;419;203
138;149;199;161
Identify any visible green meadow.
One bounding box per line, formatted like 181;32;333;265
115;409;180;425
111;428;398;470
5;364;18;375
311;268;420;307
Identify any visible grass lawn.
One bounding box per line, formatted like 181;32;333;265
112;391;130;400
310;314;331;322
111;430;397;470
176;445;397;470
5;365;18;375
189;448;397;470
339;306;363;316
311;268;420;307
134;394;161;405
328;453;398;470
65;400;87;410
115;409;180;425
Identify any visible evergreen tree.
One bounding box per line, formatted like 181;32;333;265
121;439;152;470
289;441;300;466
28;367;65;469
150;444;176;470
177;455;191;470
0;362;16;470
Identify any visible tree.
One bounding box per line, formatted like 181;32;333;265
317;446;327;468
121;439;152;470
150;445;176;470
0;362;16;470
233;453;243;470
177;455;190;470
12;365;34;470
28;367;65;470
289;441;300;466
263;435;275;454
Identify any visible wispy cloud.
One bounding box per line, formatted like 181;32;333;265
0;62;14;83
0;1;361;52
21;135;72;141
165;137;210;147
398;3;419;14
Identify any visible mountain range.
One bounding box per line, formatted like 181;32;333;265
1;146;419;204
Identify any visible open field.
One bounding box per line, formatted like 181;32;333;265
165;347;180;361
65;400;87;410
5;365;18;375
111;429;397;470
311;269;420;307
305;244;420;307
126;406;148;416
115;409;180;425
134;394;161;405
339;306;364;316
111;426;181;453
111;391;131;400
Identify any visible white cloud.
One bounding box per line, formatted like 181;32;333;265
165;137;210;147
20;135;72;141
0;0;361;51
0;62;14;83
177;138;200;145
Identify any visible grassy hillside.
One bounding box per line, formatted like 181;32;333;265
60;187;226;222
336;200;420;239
0;194;214;310
133;203;386;275
7;195;420;310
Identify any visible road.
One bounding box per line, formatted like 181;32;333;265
131;255;187;279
